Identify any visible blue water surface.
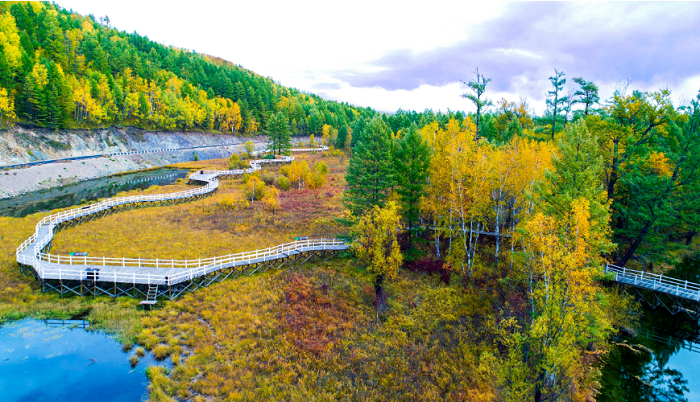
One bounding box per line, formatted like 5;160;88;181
0;319;165;402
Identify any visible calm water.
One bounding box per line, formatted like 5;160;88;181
0;168;188;218
599;256;700;402
0;319;167;402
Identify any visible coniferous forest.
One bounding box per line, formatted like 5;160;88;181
0;2;375;134
1;2;699;402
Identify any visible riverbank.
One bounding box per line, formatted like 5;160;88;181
0;127;316;199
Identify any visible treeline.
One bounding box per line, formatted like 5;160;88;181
0;2;374;133
346;84;700;399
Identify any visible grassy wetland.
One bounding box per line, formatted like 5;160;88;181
0;150;502;401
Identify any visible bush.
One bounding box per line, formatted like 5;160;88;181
228;153;248;169
152;344;171;361
218;195;249;210
406;257;451;285
135;347;146;357
243;176;266;201
244;140;255;158
261;169;275;185
314;161;329;175
277;175;290;191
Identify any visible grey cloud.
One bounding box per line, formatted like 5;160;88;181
334;2;700;100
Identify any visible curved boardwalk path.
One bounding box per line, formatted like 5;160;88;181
16;146;347;303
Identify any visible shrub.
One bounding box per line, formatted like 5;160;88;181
406;257;451;285
243;176;266;201
122;341;133;352
135;347;146;357
244;140;255;158
228;153;248;169
261;169;275;186
218;196;249;210
129;355;139;367
277;175;290;191
314;161;329;175
152;344;171;361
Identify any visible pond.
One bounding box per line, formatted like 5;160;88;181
599;255;700;402
0;318;168;402
0;168;189;218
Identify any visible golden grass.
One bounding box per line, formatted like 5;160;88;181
138;260;493;401
0;152;500;400
50;154;348;259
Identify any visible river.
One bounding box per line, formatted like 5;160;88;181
599;255;700;402
0;168;188;218
0;319;168;401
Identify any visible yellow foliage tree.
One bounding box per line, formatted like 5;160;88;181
262;186;280;214
491;198;613;401
0;87;15;125
352;201;403;298
0;13;22;75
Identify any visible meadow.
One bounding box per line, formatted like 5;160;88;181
0;151;500;400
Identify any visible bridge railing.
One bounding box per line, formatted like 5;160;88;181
605;264;700;296
20;239;347;286
16;180;218;258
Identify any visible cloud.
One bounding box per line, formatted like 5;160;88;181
329;2;700;111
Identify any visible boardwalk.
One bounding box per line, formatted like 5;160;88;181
605;264;700;302
16;146;347;301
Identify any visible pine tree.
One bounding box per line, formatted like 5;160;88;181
537;119;612;257
573;77;599;116
461;67;492;140
546;69;568;140
344;116;395;215
336;124;348;149
265;111;291;155
394;124;431;250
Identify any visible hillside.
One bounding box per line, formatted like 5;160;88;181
0;2;375;135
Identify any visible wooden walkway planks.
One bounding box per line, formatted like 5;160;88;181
605;264;700;302
16;147;346;291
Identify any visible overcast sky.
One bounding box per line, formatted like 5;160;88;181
56;1;700;114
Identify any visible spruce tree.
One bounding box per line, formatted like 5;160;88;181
394;124;431;249
265;111;291;155
344;116;395;215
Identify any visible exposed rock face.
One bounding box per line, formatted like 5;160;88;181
0;126;258;166
0;127;272;199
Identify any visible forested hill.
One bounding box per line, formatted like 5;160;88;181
0;2;375;134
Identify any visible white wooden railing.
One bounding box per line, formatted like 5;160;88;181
21;239;346;286
16;146;334;286
605;264;700;301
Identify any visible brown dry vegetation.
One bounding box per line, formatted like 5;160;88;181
141;261;495;402
50;153;348;259
0;151;501;400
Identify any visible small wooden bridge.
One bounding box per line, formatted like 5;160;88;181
16;146;348;304
605;264;700;321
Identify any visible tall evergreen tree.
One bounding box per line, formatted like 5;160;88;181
461;67;492;140
573;77;599;116
336;124;348;149
537;119;612;256
265;111;291;155
344;116;395;215
546;69;568;140
394;124;431;250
